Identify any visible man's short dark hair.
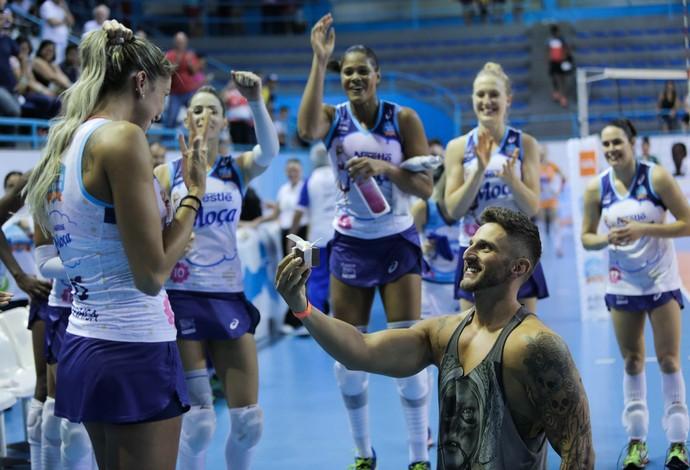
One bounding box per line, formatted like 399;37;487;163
479;207;542;270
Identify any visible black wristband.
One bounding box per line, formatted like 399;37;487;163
181;194;202;209
177;203;199;214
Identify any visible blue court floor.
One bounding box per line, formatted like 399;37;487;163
4;227;690;469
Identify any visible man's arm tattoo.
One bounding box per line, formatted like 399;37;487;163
523;332;594;469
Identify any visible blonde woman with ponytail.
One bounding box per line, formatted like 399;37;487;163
25;21;210;470
444;62;546;314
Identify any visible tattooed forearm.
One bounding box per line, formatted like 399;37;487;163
523;332;595;470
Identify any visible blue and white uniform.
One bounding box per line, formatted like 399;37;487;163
44;270;72;364
454;126;549;301
50;118;188;424
1;211;37;304
297;165;336;311
420;200;460;317
165;155;260;340
325;101;421;287
600;161;683;311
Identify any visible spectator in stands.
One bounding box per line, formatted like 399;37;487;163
60;42;80;83
12;35;61;119
39;0;73;64
191;52;212;90
33;39;73;93
0;7;20;117
547;24;572;108
458;0;475;24
81;4;109;37
163;31;202;128
658;80;680;132
672;142;687;177
273;105;289;146
149;141;167;169
639;136;659;164
224;78;255;144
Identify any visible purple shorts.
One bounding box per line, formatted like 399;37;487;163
605;289;684;312
45;305;70;365
27;299;48;329
307;247;331;313
329;225;422;288
55;333;189;424
168;290;260;341
454;246;549;301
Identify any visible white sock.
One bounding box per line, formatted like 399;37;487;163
41;397;62;469
27;398;43;470
334;362;372;459
662;371;690;443
622;371;648;441
397;371;430;464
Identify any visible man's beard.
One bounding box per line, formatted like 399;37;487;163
460;263;511;293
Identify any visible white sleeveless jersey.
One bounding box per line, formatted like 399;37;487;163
0;210;38;301
459;126;524;246
165;155;245;293
421;200;460;284
600;161;681;295
325;101;413;239
47;119;176;342
297;165;337;247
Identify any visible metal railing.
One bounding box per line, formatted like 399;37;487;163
2;108;682;151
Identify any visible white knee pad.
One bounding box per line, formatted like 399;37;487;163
622;399;649;440
41;398;61;446
60;420;94;469
396;371;430;408
663;402;690;443
229;405;263;450
181;405;217;455
27;398;43;470
27;398;43;446
334;361;368;400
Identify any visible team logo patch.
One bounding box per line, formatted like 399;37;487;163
609;267;622;284
337;215;352;230
170;262;190;283
634;185;648;201
342;263;357;280
383;121;396;138
215;157;236;181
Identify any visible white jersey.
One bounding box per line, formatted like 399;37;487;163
459;126;524;246
297;165;336;247
421;199;460;284
49;276;72;308
0;210;38;302
47;119;176;342
165;155;245;293
600;161;681;295
325;100;413;239
277;180;307;230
